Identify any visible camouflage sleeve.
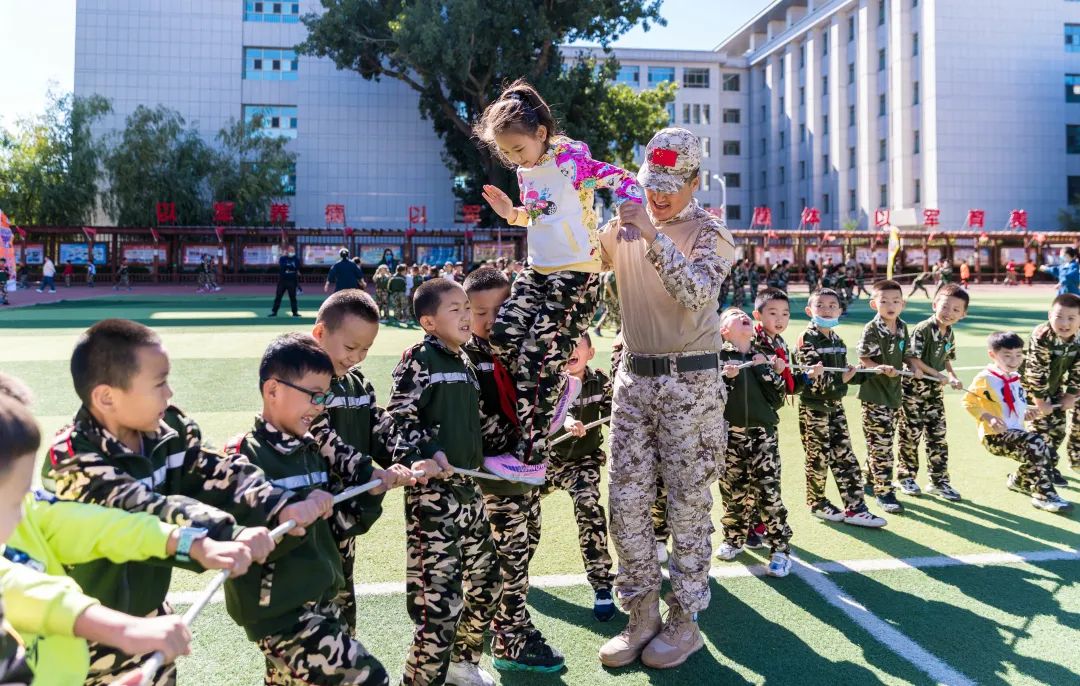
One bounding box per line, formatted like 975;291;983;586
1022;329;1052;398
317;430;376;490
179;447;295;530
644;220;733;312
901;324;914;363
366;378;396;467
856;324;880;359
909;324;927;360
379;348;438;466
1066;348;1080;397
794;334;821;368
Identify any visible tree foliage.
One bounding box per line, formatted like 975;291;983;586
209;116;298;225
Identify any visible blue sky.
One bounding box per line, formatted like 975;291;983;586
0;0;770;127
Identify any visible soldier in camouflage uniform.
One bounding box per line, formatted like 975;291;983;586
856;280;917;514
794;289;887;528
378;279;502;686
1023;293;1080;481
43;319;308;685
597;128;734;670
388;265;410;322
896;284;969;500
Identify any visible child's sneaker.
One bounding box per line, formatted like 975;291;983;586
863;478;875;497
766;552;791;578
1006;473;1028;494
482;454;547;486
896;478;922;496
493;632;565;673
715;542;743;561
925;481;962;501
876;493;904;514
594;589;617;622
656;541;670;565
547;374;583;436
810;502;846;522
1031;493;1073;513
744;531;766;550
446;660;497;685
1051;468;1068;487
843;508;887;528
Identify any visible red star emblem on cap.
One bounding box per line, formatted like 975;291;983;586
649;148;678;168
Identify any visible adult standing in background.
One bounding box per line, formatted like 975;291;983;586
37;256;57;294
325;248;364;294
379;248;398;273
1040;247;1080;296
269;243;301;317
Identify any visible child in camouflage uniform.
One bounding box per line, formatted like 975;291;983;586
0;258;9;305
856;280;920;515
388;265;409;322
965;332;1073;512
909;269;933;298
1023;293;1080;483
794;289;887;528
460;267;565;674
543;332;617;620
373;265;391;320
896;284;969;501
379;279;502;686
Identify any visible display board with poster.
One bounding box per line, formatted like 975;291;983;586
59;243;107;265
415;244;462;266
183;245;228;266
805;246;844;265
902;248;942;269
953;247;974;266
242;244;281;266
761;247;795;266
18;244;44;265
122;244;168;264
855;247;889;265
1000;247;1026;265
359;245;403;266
472;241;516;264
303;244;346;266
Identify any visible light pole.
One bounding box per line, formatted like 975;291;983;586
712;173;727;213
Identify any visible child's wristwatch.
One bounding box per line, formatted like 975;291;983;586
176;527;209;562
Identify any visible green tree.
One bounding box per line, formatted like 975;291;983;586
299;0;672;222
0;90;111;225
209;116;298;225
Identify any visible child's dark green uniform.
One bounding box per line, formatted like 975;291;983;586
856;315;911;499
380;334;501;685
388;274;408;320
223;418;387;686
794;323;869;513
374;274;390;318
1024;321;1080;476
43;406;294;686
718;343;792;553
543;367;615;592
897;316;957;486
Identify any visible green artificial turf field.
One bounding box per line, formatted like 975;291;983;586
1;289;1077;685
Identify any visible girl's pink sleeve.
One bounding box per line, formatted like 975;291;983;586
556;140;643;206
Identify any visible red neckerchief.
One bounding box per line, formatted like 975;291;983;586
491;358;520;427
988;368;1020;417
757;325;795;393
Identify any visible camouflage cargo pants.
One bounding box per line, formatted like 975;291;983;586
651;473;670;543
389;292;409;320
982;430;1060;499
403;478;501;686
258;600;387;685
896;380;951;484
861;402;899;498
375;289;389;319
608;363;726;614
543;451;615;592
333;535;359;635
490;268;601;464
719;426;792;554
85;604;175;686
799;402;867;512
1030;405;1080;471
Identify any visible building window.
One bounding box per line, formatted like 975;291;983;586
244;1;300;23
615;65;640;86
913;80;920;105
823;114;829;136
823;153;830;171
878;0;886;25
879;93;887;116
800;86;806;105
913;129;921;154
702;173;710;191
879;138;887;161
761;104;767;122
682;104;691;124
800;124;806;142
780;56;785;77
780;131;786;149
848;16;855;42
779;201;787;219
648;66;676;87
724;173;742;188
914;179;921;204
779;166;786;183
243;105;298;139
800;45;806;68
880;184;888;207
913;0;918;6
822;75;829;96
760;138;766;155
723;140;741;156
849;104;856;126
850;188;857;210
848;62;855;84
692;104;703;124
780;96;786;113
666;103;676;124
878;48;887;71
823;193;831;214
1066;74;1080;102
761;171;768;188
722;73;741;91
823;32;830;56
243;48;299;80
683;67;710;88
701;137;711;157
723;108;741;124
702;104;711;125
1067;25;1080;52
1069;176;1080;203
912;32;919;57
280;162;297;196
1068;124;1080;154
799;161;806;179
849;146;857;168
727;205;742;221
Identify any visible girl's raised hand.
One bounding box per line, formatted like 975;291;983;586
481;185;515;220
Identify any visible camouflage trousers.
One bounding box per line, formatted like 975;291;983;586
375;289;389;319
799;402;867;512
85;604;175;686
719;427;792;554
490;268;601;464
861;402;899;498
257;600;387;686
651;473;670;543
982;430;1059;498
389;292;410;321
1030;404;1080;471
461;491;541;660
542;450;615;592
333;536;359;635
403;478;501;686
608;363;726;614
896;380;950;484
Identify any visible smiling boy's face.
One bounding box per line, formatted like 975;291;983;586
989;346;1024;373
313;315;378;376
265;370;332;437
754;299;790;336
1049;303;1080;340
933;294;968;327
565;336;595;376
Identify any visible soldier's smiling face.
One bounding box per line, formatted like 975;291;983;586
644;173;699;222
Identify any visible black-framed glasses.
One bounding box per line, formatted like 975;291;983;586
272;377;335;406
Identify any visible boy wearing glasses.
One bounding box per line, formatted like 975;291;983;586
222;332;413;685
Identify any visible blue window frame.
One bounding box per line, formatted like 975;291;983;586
243;48;299;81
244;1;300;23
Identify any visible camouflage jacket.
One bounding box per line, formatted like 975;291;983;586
720;342;786;428
752;325;802;396
794;323;864;410
551;366;612;460
43;406;294;617
1023;322;1080;400
311;367;393;467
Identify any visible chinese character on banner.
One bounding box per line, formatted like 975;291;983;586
408;205;427;227
923;209;940;227
1008;209;1028;229
751;206;772;227
325;203;346;225
462;204;482;224
801;207;821;227
156;202;177;224
270;203;290;224
967;209;985;229
213;202;235;224
874;208;891;227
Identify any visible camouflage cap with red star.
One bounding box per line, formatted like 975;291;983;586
637;127;702;193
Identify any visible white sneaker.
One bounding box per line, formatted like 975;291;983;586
925;481;962;501
656;541;670;565
714;542;742;561
896;478;922;496
766;552;791;578
1031;493;1073;513
843;509;887;528
446;660;496;686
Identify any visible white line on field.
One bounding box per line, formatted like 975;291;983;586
165;546;1078;606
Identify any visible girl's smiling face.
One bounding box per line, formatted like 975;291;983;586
495;127;548;168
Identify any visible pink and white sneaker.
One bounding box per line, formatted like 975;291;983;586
483;454;547;486
547;374;583;436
